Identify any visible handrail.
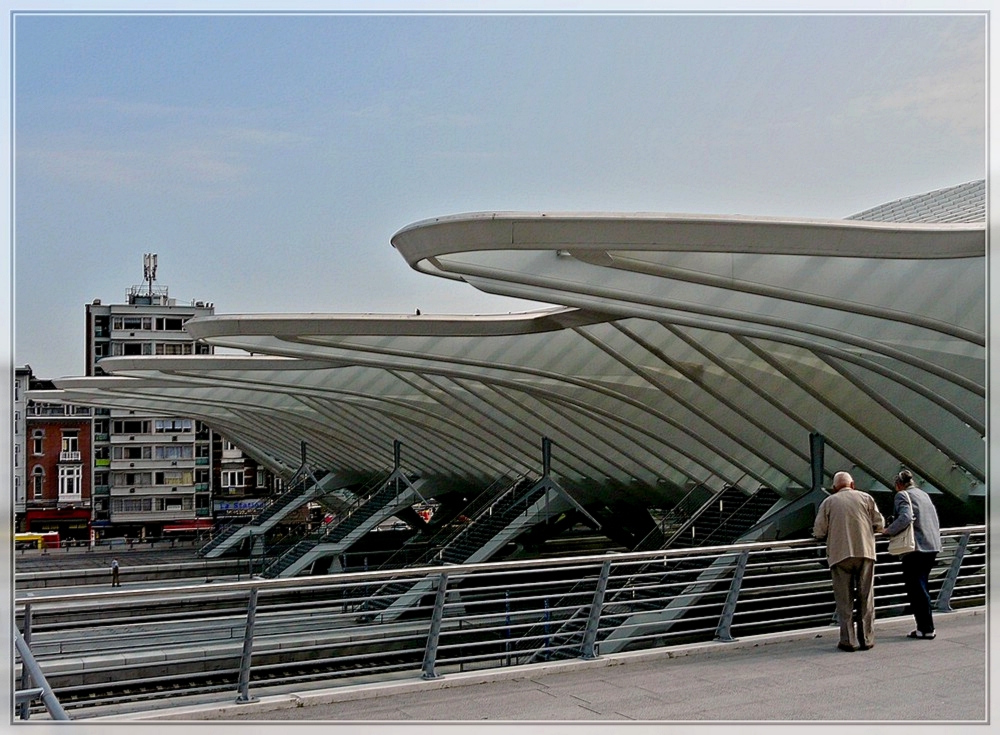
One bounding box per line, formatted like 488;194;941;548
15;524;984;610
13;525;983;715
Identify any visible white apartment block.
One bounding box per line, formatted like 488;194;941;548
85;270;216;537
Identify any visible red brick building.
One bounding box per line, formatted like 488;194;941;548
24;383;94;541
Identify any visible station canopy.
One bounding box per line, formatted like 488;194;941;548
44;181;985;508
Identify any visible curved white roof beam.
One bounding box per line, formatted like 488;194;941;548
179;299;982;495
62;357;757;498
169;325;813;491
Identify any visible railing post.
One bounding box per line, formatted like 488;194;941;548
935;531;971;613
13;625;68;721
18;604;33;720
235;586;259;704
421;572;449;680
714;550;750;642
580;558;612;660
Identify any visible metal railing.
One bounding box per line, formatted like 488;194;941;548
13;525;985;719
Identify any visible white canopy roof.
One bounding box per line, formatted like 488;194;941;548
47;181;985;505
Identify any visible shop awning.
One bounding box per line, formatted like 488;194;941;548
162;520;214;533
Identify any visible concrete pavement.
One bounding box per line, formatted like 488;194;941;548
111;607;986;727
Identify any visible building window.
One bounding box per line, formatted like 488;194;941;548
13;411;19;432
154;470;192;486
31;467;44;499
60;430;81;462
222;470;243;488
155;343;192;356
154;418;193;433
32;430;44;455
112;497;153;513
61;431;79;454
112;445;152;460
155;444;193;460
14;443;19;468
155;316;185;331
112;418;151;434
58;465;82;499
113;471;152;486
112;316;152;330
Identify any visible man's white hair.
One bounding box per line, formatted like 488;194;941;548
831;471;854;491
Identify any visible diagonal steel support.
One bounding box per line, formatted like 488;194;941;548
380;440;427;505
935;530;971;613
714;550;750;642
235;586;259;704
580;558;612;659
421;572;450;679
533;437;601;530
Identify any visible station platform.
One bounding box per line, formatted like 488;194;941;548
108;607;986;730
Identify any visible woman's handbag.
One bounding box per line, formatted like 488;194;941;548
887;492;916;556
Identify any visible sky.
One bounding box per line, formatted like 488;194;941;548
9;7;987;379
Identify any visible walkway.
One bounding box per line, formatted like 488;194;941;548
109;608;986;728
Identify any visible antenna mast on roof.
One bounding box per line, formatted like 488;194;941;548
143;253;158;296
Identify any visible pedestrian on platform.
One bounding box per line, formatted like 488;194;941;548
882;468;942;640
813;470;884;652
111;558;120;587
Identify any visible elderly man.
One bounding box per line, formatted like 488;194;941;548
813;471;885;651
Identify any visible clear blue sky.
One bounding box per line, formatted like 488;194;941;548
11;9;987;378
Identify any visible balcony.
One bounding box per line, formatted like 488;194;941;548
94;433;110;442
93;485;111;496
194;483;210;491
95;459;111;467
59;451;82;462
195;457;209;466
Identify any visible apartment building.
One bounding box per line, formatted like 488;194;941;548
85;263;216;538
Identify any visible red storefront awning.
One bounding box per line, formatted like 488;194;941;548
161;520;214;533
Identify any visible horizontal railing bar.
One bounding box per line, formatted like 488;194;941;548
17;527;982;612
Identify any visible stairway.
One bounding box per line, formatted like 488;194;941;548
259;476;427;578
198;470;360;559
357;476;577;623
516;486;783;663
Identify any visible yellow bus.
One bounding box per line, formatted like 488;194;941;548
14;532;60;550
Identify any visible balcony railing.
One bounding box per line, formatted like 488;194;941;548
58;452;81;462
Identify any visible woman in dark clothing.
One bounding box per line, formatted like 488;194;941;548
882;469;942;639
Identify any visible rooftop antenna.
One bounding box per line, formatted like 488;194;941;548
143;253;158;296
